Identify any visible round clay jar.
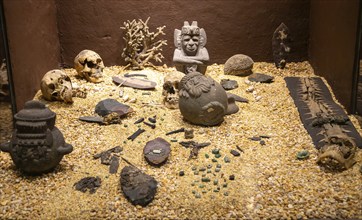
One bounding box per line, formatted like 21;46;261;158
178;71;228;126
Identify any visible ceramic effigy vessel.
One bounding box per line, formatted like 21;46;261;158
0;100;73;174
178;71;236;126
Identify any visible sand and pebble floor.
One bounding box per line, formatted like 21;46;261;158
0;62;361;219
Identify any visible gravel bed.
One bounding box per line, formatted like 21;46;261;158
0;62;361;219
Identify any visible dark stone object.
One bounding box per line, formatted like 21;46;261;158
229;175;235;180
127;128;145;141
109;156;120;174
120;166;157;207
0;100;73;174
272;23;291;69
179;171;185;176
250;136;261;141
95;98;133;117
134;117;144;124
74;176;101;194
226;93;249;103
184;129;194;139
220;79;238;90
224;54;254;76
143;137;171;166
113;76;157;90
179;72;238;126
260;140;266;145
79;116;104;124
248;73;274;83
166;128;185;136
230;150;240;157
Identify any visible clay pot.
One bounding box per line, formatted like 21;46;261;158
0;100;73;174
178;72;230;126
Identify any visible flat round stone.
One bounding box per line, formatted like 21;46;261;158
143;137;171;166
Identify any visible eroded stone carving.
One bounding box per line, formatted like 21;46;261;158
0;100;73;174
121;17;167;70
162;71;185;109
299;78;356;171
41;69;73;103
74;50;104;83
173;21;209;74
178;71;238;126
272;23;291;69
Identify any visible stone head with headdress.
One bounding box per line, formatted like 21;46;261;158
174;21;207;56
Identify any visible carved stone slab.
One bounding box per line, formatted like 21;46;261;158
285;77;362;149
113;76;156;90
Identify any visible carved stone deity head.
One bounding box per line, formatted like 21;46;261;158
175;21;207;56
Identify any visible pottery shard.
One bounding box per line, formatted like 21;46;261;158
220;79;239;90
120;166;157;207
248;73;274;83
143;137;171;166
95;98;133;117
224;54;254;76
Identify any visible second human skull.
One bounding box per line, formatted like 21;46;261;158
74;50;104;83
40;69;73;103
162;71;185;109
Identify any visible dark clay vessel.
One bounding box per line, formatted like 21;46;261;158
0;100;73;174
178;72;230;126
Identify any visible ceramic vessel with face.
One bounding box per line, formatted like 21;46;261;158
0;100;73;174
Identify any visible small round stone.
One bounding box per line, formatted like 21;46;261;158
213;179;218;185
212;159;217;163
224;192;229;196
223;183;228;188
229;175;235;180
199;167;206;172
201;177;210;182
199;184;205;188
207;164;212;169
205;154;209;158
216;164;222;168
194;171;199;175
296;150;310;160
212;149;220;154
230;150;240;157
179;171;185;176
215;154;221;158
191;166;197;171
215;168;221;172
224;156;231;163
260;140;266;145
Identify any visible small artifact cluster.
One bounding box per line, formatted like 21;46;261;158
121;17;167;70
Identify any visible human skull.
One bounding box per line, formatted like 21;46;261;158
162;71;185;109
41;69;73;103
74;50;104;83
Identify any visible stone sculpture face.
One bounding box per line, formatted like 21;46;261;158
182;34;200;56
74;50;104;83
173;21;209;74
162;71;185;109
40;69;73;103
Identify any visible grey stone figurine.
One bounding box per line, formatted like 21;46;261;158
178;71;238;126
173;21;209;74
0;100;73;174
